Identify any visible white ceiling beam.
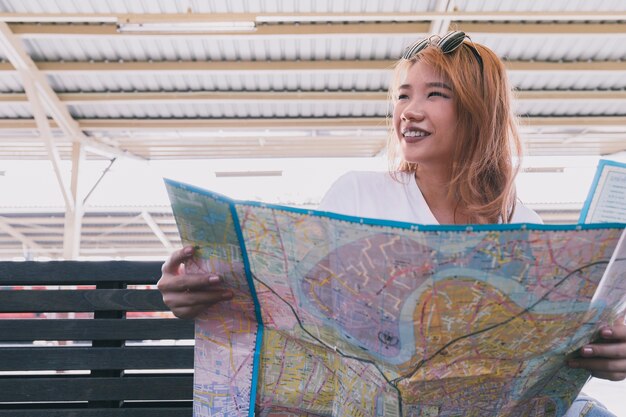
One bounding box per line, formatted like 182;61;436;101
0;22;145;162
1;12;625;24
7;21;625;36
1;90;625;104
0;60;621;72
0;117;625;131
141;211;174;250
1;132;621;145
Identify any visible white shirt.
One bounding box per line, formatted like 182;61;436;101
318;171;543;224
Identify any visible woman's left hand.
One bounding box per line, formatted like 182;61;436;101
568;323;626;381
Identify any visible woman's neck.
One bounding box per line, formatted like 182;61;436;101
414;168;470;224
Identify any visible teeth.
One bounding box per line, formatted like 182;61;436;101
403;130;428;137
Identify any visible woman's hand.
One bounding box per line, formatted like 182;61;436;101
157;246;234;319
568;323;626;381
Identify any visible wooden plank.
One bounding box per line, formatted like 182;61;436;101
0;289;168;312
0;346;193;371
0;376;192;402
0;408;191;417
0;261;162;285
0;318;193;341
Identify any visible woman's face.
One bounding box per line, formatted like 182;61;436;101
393;61;458;168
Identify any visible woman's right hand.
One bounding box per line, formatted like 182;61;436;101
157;245;234;319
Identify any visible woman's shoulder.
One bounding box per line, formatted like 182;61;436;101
326;170;393;190
511;201;544;224
334;170;411;185
336;170;391;181
319;171;401;214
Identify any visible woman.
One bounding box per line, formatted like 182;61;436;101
158;31;625;415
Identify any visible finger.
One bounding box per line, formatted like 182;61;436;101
159;273;223;293
163;288;233;310
598;324;626;340
580;342;626;359
589;371;626;381
161;246;195;275
568;358;626;373
172;305;207;320
179;289;234;307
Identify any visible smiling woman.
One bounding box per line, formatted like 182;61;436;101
157;31;626;417
321;31;528;226
386;32;521;225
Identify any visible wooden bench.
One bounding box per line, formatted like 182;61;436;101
0;261;194;416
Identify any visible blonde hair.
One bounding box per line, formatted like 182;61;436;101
387;39;522;224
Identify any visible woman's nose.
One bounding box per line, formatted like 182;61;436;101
401;104;425;121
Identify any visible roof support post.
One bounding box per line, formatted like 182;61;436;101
19;70;75;211
141;211;173;251
0;216;48;257
0;22;145;161
63;142;85;259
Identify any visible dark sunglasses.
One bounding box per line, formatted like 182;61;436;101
402;31;484;72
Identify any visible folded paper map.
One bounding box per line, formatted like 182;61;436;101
579;159;626;224
165;175;626;417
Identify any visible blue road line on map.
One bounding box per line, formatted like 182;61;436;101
228;200;264;417
237;200;626;233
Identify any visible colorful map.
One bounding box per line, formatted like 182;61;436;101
165;179;626;417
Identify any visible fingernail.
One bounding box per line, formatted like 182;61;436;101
582;347;593;356
184;246;194;256
208;275;220;283
601;328;613;338
222;290;234;299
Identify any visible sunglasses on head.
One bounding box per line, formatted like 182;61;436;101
402;31;484;72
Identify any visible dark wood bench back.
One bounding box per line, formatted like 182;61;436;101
0;261;194;417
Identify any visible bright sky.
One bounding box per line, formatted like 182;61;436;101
1;153;625;212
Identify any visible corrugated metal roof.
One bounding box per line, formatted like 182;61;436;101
457;0;626;12
509;71;626;90
2;69;624;95
16;32;626;63
67;100;387;119
21;35;414;62
473;33;626;61
0;0;436;14
5;0;625;14
44;71;393;93
515;100;626;116
0;103;31;118
0;73;24;92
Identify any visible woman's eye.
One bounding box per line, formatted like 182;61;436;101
397;94;409;100
428;91;448;98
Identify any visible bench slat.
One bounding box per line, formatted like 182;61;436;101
0;261;197;415
0;346;193;370
0;289;168;312
0;319;194;341
0;376;193;402
0;261;162;285
0;408;191;417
